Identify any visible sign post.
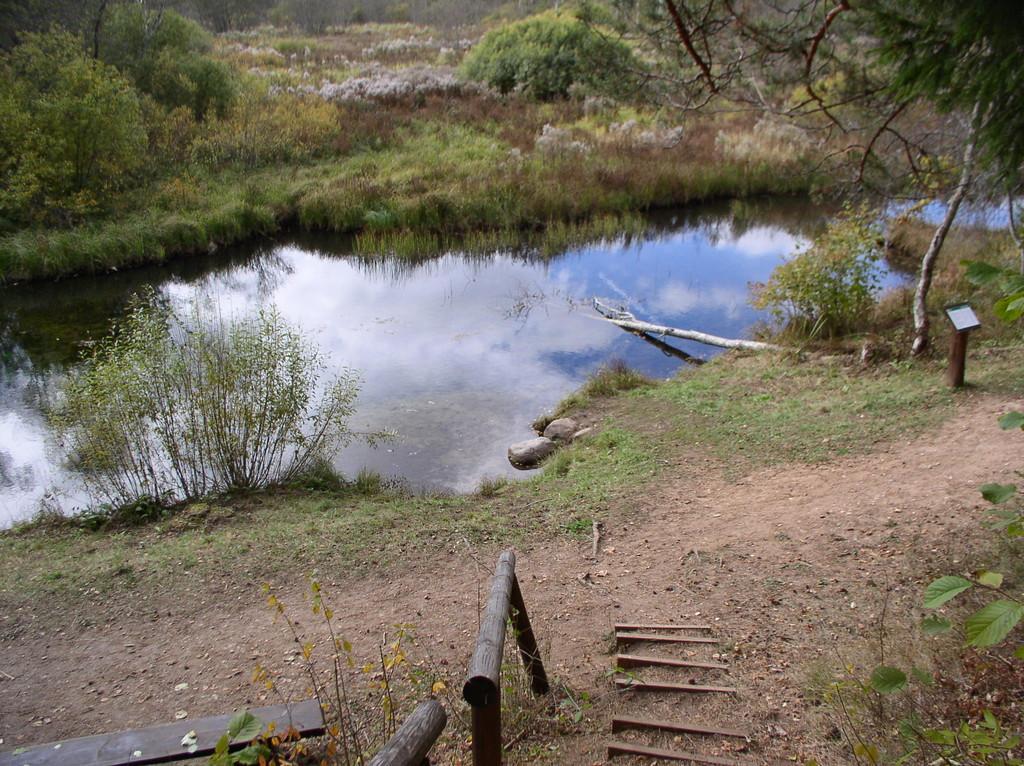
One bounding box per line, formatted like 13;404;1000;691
944;303;981;388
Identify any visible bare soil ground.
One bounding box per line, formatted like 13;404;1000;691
1;393;1020;764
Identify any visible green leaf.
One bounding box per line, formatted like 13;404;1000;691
922;728;956;745
870;665;908;694
910;667;934;686
962;260;1004;286
983;709;998;730
234;744;269;765
897;718;919;741
923;575;973;608
999;411;1024;431
995;294;1024;322
213;734;229;756
921;614;952;635
226;710;262;742
981;483;1017;504
1015;645;1024;660
977;570;1005;588
964;600;1024;647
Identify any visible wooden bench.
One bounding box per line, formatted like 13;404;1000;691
0;699;324;766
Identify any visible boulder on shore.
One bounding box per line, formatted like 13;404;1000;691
542;417;578;444
508;437;556;469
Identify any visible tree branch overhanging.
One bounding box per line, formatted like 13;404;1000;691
663;0;719;93
805;0;851;78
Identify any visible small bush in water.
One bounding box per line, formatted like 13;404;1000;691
751;206;883;339
53;294;385;508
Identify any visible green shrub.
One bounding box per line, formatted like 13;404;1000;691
751;207;883;338
461;12;639;100
0;31;147;224
99;5;235;120
53;295;386;508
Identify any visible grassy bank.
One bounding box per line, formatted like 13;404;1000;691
3;346;1020;607
0;120;813;282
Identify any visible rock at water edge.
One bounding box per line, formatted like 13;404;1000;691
543;417;579;444
508;437;556;469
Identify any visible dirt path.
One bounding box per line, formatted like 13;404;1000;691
2;393;1020;763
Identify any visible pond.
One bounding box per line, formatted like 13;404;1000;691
1;198;876;526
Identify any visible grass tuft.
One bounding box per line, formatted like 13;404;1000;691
352;467;387;496
477;476;509;497
553;359;654;417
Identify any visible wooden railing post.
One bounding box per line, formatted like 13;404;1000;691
470;691;502;766
463;550;515;766
366;699;447;766
463;550;550;766
509;574;549;696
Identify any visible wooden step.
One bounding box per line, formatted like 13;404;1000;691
615;623;713;632
616;653;728;671
615;678;737;694
616;632;718;644
607;740;743;765
612;715;748;739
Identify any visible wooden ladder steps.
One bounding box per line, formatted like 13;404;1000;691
608;619;743;763
611;715;748;740
607;741;744;765
616;653;728;671
616;632;718;644
615;678;737;694
615;623;713;632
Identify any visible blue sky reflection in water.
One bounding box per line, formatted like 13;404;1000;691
0;201;881;525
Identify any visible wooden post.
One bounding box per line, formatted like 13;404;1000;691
463;550;550;766
367;699;447;766
943;303;980;387
471;690;502;766
509;574;549;696
464;551;515;707
463;550;515;766
947;330;969;387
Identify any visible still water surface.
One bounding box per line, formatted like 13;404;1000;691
1;199;866;526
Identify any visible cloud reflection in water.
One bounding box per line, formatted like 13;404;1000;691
0;201;827;524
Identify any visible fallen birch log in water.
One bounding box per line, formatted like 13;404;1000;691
593;299;784;352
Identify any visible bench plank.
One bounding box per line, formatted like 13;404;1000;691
0;699;325;766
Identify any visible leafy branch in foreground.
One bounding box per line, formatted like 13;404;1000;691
963;260;1024;323
850;411;1024;764
53;293;388;509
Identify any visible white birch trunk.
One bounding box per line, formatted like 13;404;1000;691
911;107;980;356
593;300;784;352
